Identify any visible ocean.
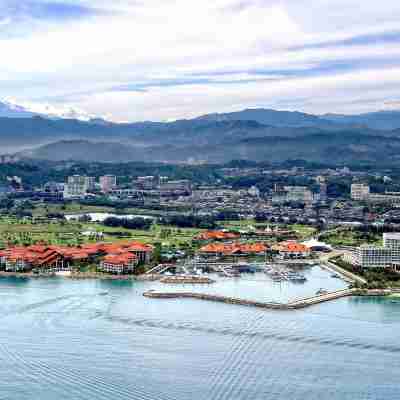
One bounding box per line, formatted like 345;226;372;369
0;268;399;399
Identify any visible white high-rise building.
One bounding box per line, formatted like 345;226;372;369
344;232;400;269
63;175;93;198
383;233;400;249
351;183;370;200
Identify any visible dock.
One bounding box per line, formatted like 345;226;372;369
160;275;215;284
143;288;361;310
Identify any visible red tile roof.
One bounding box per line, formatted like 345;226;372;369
199;242;268;255
278;241;310;253
195;231;240;241
1;240;152;267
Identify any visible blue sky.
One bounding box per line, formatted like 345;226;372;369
1;0;400;121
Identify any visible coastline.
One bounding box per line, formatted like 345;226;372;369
0;271;163;281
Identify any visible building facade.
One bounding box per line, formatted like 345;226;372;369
100;175;117;193
344;232;400;268
64;175;94;198
351;183;370;201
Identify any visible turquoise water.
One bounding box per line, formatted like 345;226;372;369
0;268;399;399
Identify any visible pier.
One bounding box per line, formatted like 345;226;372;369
160;275;215;284
143;288;361;310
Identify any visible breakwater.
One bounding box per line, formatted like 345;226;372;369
160;276;215;284
143;288;367;310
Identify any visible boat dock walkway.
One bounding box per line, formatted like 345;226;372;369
143;288;358;310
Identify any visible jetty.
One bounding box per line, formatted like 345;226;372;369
143;288;362;310
160;275;215;284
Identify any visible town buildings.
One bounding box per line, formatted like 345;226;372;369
64;175;95;199
351;183;400;204
351;183;370;200
272;185;314;204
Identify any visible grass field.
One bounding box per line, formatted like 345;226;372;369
321;229;382;247
0;215;203;249
220;219;317;239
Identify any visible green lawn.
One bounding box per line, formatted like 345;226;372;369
32;203;115;217
220;220;317;239
321;229;382;247
0;215;203;249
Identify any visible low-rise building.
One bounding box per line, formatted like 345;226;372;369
99;253;138;274
198;242;268;257
194;231;240;242
0;241;154;274
273;241;311;259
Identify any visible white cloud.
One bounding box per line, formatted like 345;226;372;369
1;0;400;120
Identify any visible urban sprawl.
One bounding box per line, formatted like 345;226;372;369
1;162;400;290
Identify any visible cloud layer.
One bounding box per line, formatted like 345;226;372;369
1;0;400;121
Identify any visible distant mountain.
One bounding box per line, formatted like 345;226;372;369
196;108;345;129
322;110;400;130
4;106;400;165
18;131;400;166
0;101;42;118
0;99;101;121
0;114;329;149
20;140;143;162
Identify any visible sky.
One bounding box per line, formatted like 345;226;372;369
1;0;400;121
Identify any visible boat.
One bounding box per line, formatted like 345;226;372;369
288;273;307;282
99;291;109;296
316;288;329;295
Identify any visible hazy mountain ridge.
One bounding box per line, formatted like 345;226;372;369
2;107;400;164
20;130;400;165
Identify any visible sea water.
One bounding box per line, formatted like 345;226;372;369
0;268;399;399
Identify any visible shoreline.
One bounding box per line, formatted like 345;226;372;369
0;271;163;281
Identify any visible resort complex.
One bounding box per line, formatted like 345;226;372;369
0;242;153;274
344;233;400;270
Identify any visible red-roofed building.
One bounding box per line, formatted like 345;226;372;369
198;242;268;257
99;253;138;274
276;241;311;259
0;240;153;274
126;242;154;263
194;231;240;242
1;246;64;272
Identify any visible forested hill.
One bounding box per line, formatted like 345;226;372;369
1;107;400;165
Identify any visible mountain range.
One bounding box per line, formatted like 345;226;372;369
2;100;400;165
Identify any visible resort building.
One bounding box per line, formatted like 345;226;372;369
0;241;153;274
273;241;311;259
194;231;240;242
198;242;268;257
99;253;138;274
343;233;400;269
